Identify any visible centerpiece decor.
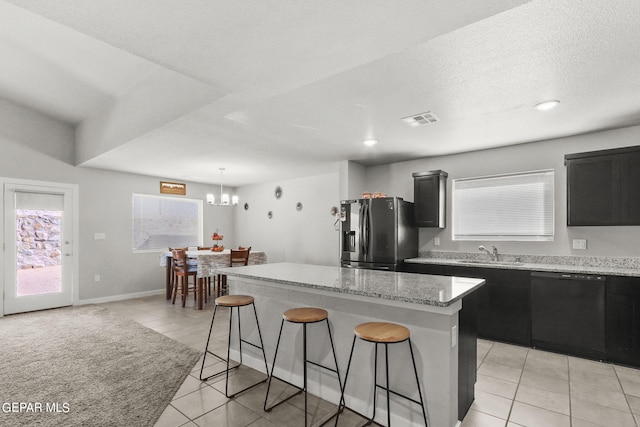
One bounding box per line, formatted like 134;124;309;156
211;231;224;251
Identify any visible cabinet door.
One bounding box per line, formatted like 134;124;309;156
620;152;640;224
606;276;640;367
567;155;619;226
413;174;445;228
446;266;531;346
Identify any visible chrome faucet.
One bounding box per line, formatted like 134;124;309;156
479;245;498;261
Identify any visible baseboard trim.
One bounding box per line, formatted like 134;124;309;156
76;289;165;305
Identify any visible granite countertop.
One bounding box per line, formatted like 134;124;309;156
213;262;485;308
405;252;640;277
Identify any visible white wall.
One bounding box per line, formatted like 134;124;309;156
0;102;233;302
233;173;341;266
365;125;640;258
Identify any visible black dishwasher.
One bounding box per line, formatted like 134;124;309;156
531;272;606;360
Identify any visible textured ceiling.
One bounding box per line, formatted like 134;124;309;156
2;0;640;186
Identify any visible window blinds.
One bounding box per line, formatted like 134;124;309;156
453;170;554;241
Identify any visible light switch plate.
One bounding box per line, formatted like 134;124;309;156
572;239;587;250
434;237;440;246
94;233;106;240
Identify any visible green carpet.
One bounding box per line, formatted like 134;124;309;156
0;305;200;426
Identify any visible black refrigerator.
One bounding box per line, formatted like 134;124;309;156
340;197;417;270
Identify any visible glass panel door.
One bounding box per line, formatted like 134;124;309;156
3;183;74;315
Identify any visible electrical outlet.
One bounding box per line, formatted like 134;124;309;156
94;275;101;282
434;237;441;246
572;239;587;250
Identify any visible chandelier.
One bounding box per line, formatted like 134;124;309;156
206;168;238;206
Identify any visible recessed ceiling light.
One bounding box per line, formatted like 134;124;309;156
363;139;378;146
534;100;560;111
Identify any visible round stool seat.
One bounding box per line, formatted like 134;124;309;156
354;322;410;343
215;294;254;307
283;307;328;323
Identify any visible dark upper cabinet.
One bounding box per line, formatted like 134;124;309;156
606;276;640;368
566;145;640;226
412;170;447;228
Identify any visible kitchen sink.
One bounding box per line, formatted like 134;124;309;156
454;259;525;266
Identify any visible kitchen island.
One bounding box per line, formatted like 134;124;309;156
211;262;485;427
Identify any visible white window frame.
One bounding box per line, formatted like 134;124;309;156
452;169;555;242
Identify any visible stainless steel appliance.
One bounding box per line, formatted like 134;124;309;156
340;197;417;270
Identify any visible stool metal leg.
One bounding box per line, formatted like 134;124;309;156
303;323;308;426
266;318;343;427
200;302;269;399
409;339;429;426
385;343;391;427
335;335;357;426
336;337;429;427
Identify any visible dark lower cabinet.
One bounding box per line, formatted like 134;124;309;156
420;264;532;346
606;276;640;368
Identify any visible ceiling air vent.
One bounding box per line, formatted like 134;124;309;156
402;111;439;127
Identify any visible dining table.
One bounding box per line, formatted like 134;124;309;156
160;249;267;309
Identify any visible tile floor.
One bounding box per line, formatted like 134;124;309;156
99;295;640;427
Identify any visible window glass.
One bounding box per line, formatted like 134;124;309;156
452;170;554;241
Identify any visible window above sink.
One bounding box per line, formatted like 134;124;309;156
452;169;555;242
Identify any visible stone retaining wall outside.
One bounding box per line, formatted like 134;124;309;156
17;210;62;269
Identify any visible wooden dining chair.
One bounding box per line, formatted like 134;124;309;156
172;249;199;307
218;247;251;296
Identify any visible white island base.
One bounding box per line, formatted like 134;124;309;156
216;264;482;427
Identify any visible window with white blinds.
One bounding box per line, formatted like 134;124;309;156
452;170;554;241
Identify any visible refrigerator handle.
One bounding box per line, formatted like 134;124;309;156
360;202;368;257
364;201;371;257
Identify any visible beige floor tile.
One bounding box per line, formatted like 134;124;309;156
518;370;569;395
616;364;640;384
515;384;570;415
171;386;230;420
489;342;529;359
627;394;640;415
154;404;191;427
620;377;640;398
571;396;636;427
484;352;527;370
570;418;602;427
570;380;629;411
172;374;209;400
569;357;616;378
478;361;523;383
470;390;512;420
475;373;518;399
523;358;569;381
193;400;261;427
570;369;623;393
461;409;507;427
508;401;570;427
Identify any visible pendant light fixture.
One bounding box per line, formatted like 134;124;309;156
206;168;239;206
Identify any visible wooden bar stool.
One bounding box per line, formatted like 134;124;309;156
335;322;428;426
199;295;269;398
264;307;343;426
